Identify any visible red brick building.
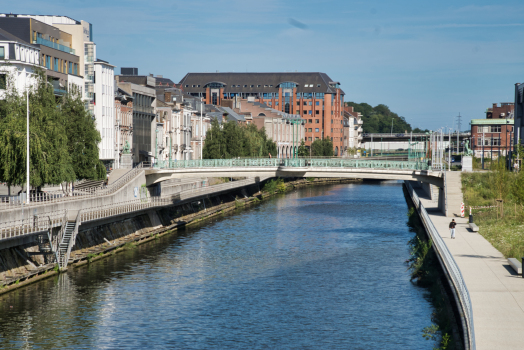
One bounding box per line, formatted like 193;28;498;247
486;102;514;119
179;72;345;155
470;119;514;158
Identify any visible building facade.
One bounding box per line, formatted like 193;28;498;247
0;15;81;96
94;59;115;166
179;72;345;155
486;102;514;119
470;119;514;158
514;84;524;145
0;28;43;98
116;70;157;163
114;87;133;168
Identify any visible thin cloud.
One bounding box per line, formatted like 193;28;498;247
288;18;308;30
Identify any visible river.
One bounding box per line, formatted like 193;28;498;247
0;182;435;349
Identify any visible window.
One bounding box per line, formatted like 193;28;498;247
331;128;333;132
340;137;343;141
315;119;319;124
331;137;333;141
69;62;73;74
54;58;59;71
316;101;319;106
315;137;319;140
0;74;6;89
315;110;319;115
317;84;321;87
197;85;200;87
315;128;319;132
257;85;261;87
308;119;312;123
251;85;254;87
491;125;501;133
303;110;307;115
308;128;312;132
308;137;312;141
276;102;279;106
192;85;196;87
303;101;307;106
244;85;248;87
0;47;4;60
185;85;189;87
268;102;272;106
297;102;300;106
308;111;312;115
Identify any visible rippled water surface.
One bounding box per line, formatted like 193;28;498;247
0;182;434;349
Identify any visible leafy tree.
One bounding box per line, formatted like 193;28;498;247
297;139;309;157
345;101;416;134
311;137;333;157
61;86;104;180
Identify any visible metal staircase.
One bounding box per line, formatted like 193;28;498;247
58;222;75;269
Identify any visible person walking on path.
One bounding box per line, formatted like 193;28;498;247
449;219;456;239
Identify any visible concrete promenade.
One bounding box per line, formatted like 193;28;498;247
415;186;524;350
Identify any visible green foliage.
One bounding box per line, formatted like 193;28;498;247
0;69;102;187
203;119;277;159
53;265;59;272
345;102;413;134
297;139;309;157
263;178;284;193
311;137;333;156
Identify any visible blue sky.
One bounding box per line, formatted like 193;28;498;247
7;0;524;131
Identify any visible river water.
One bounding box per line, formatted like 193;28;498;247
0;182;435;349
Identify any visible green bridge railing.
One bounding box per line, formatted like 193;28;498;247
153;158;431;171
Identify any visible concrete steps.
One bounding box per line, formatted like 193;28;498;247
445;171;463;217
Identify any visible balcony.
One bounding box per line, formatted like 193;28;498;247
34;37;75;55
358;119;363;125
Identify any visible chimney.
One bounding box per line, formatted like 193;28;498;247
149;74;154;77
493;103;497;109
165;91;172;103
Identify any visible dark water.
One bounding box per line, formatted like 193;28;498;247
0;182;434;349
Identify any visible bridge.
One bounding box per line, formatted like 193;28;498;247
146;158;443;187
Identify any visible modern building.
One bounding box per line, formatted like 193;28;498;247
3;15;95;113
0;14;81;96
115;69;157;163
470;119;514;158
343;106;363;153
94;59;115;167
0;28;43;98
179;72;346;155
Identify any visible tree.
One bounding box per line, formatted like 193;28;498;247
0;69;102;188
61;86;104;180
345;101;416;134
311;137;333;157
297;139;309;157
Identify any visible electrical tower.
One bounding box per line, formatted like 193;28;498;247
456;113;462;132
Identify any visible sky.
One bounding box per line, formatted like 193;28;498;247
6;0;524;131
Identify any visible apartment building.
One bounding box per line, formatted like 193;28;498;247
343;106;363;152
94;59;115;167
116;69;157;163
0;28;43;98
179;72;345;155
114;87;133;168
470;119;514;158
0;14;82;95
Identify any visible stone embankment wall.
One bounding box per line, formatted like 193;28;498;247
0;177;359;295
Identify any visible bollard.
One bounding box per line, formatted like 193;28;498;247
469;214;473;224
522;257;524;278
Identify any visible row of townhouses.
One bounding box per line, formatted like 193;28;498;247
0;13;364;169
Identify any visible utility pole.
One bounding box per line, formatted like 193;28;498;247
200;101;203;160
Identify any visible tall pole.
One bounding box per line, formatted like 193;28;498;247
200;101;203;160
448;128;451;170
26;91;30;203
390;118;393;136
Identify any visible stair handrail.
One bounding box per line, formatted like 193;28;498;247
64;210;83;268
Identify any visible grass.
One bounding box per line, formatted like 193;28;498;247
462;163;524;258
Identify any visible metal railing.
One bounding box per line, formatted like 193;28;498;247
0;210;66;241
153;158;430;171
405;181;475;350
0;163;145;210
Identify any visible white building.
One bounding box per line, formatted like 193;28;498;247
0;29;42;98
94;59;115;165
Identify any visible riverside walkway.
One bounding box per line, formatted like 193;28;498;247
410;182;524;350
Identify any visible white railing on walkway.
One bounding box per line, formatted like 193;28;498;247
405;181;475;350
0;164;146;210
0;210;66;241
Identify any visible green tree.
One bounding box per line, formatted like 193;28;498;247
345;101;415;134
311;137;333;157
297;139;309;157
61;86;104;180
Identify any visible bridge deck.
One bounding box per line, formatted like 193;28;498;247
414;186;524;350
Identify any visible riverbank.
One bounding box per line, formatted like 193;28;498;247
0;177;360;295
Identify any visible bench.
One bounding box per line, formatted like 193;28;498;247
508;258;522;274
469;223;479;232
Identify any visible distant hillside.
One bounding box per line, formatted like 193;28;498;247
345;102;428;134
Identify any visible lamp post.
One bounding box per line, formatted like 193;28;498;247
26;91;30;203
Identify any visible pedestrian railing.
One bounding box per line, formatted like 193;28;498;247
0;163;146;210
405;181;475;350
153;158;430;170
0;210;66;241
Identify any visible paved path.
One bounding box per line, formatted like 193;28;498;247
414;186;524;350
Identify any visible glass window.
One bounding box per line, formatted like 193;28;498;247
303;101;307;106
251;85;254;87
308;128;312;132
308;111;312;115
315;128;319;132
316;101;319;105
315;137;319;140
308;119;312;123
0;47;4;60
308;137;312;141
297;102;300;106
303;110;307;115
315;119;319;124
316;110;319;115
0;74;6;89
